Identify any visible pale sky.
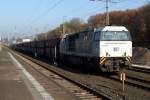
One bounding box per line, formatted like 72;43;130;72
0;0;149;38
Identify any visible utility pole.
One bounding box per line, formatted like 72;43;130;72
61;16;66;38
90;0;118;26
106;0;109;25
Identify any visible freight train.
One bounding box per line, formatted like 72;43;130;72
11;26;132;72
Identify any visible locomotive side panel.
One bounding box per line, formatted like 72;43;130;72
60;30;95;57
60;26;132;72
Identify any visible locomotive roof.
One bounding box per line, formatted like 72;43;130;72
94;26;128;32
64;28;94;37
63;26;128;38
104;26;128;31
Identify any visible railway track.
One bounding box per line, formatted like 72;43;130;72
128;66;150;74
126;76;150;90
104;73;150;92
13;51;150;99
11;50;111;100
7;46;150;100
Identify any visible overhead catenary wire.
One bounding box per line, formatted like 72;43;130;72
28;0;123;35
28;0;65;27
26;0;43;22
90;0;120;25
109;0;144;11
27;0;91;35
81;0;138;25
60;0;137;28
28;0;118;31
26;0;146;37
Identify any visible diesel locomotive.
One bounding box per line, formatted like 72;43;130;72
12;26;132;72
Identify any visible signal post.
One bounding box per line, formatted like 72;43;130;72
120;72;126;92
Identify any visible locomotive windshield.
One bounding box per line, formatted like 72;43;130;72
101;31;131;41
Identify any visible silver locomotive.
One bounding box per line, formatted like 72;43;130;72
59;26;132;72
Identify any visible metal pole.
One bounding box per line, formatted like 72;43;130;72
123;76;125;91
54;45;57;59
106;0;109;25
0;43;1;52
90;0;111;25
54;45;57;65
62;16;66;37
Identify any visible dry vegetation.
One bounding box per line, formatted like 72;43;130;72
133;47;150;65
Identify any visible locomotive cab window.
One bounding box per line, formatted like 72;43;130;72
101;31;131;41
